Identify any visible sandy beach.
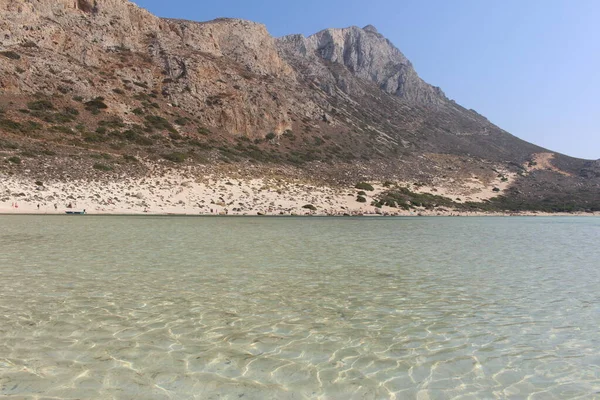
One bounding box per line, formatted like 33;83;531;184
0;169;405;216
1;163;597;217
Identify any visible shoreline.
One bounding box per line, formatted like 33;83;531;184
1;210;598;218
2;167;598;218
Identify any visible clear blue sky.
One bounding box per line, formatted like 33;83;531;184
132;0;599;160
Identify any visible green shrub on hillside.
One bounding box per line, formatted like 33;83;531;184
197;127;211;136
313;137;325;146
169;132;183;140
0;119;22;132
355;182;374;191
93;163;113;171
0;139;18;149
98;117;125;129
123;154;138;163
174;117;188;126
376;187;456;211
0;51;21;60
282;130;296;141
83;132;107;143
27;100;54;111
162;152;187;163
145;115;177;133
85;97;108;114
65;107;79;116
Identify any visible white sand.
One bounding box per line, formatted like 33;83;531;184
1;163;597;217
0;170;387;216
526;152;572;176
396;168;517;204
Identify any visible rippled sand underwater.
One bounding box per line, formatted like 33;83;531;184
1;216;599;399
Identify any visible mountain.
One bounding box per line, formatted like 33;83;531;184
0;0;598;213
278;25;446;105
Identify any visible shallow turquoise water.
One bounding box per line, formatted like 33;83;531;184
0;216;599;399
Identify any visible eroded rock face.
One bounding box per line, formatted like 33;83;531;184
277;25;446;105
580;160;600;178
0;0;301;136
0;0;291;76
0;0;567;158
165;18;293;77
0;0;158;60
0;0;497;140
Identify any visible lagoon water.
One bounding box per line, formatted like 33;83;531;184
0;216;599;399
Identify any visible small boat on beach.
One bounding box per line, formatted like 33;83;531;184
65;210;86;215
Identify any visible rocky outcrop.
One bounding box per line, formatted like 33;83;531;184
0;0;302;136
0;0;159;62
580;160;600;178
0;0;497;140
165;18;293;77
277;25;446;105
0;1;290;76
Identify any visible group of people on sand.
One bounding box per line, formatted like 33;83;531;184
10;202;54;210
9;201;76;212
35;203;59;211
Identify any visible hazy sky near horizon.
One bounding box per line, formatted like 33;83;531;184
132;0;599;159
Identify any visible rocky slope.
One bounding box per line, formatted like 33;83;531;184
277;25;446;105
0;0;598;213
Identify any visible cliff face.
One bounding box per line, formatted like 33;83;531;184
277;25;446;105
0;0;302;136
0;0;290;75
0;0;499;140
0;0;158;62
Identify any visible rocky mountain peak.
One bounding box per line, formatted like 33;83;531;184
277;25;447;105
363;24;379;34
